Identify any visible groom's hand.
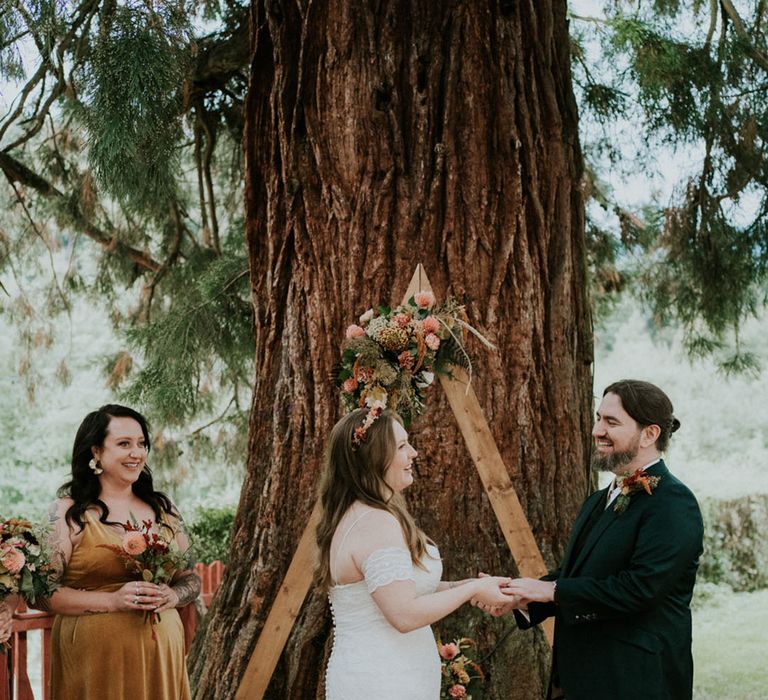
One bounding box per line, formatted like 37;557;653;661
505;578;556;605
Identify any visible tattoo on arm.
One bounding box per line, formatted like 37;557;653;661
171;572;200;607
48;501;59;524
84;609;109;615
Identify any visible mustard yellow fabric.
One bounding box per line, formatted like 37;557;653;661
51;512;191;700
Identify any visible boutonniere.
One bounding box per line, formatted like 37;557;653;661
613;470;662;514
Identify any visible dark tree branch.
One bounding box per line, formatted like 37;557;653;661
0;150;162;273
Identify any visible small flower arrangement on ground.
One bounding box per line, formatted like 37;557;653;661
437;636;485;699
0;517;60;604
98;517;187;630
338;291;492;425
613;469;662;514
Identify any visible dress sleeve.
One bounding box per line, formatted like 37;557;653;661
361;547;415;594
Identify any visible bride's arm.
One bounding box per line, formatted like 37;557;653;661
349;511;512;634
435;578;476;592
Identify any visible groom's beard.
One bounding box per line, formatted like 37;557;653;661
590;435;640;473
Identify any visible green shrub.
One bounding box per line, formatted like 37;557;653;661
698;495;768;591
188;506;235;564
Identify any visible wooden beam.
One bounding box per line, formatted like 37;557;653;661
406;267;554;645
235;501;322;700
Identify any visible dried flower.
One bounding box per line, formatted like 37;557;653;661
398;351;415;370
378;326;410;352
425;333;441;350
423;315;440;334
346;324;366;339
448;685;467;698
439;642;460;660
0;547;25;575
342;377;359;393
359;308;374;324
414;291;436;309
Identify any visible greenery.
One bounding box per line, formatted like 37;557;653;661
699;495;768;592
188;506;235;565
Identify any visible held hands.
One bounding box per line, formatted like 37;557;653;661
114;580;176;613
469;575;520;616
471;576;556;616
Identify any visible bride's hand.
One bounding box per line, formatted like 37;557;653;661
471;575;517;608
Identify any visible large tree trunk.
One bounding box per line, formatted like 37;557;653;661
188;1;593;698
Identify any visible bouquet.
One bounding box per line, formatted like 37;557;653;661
98;517;187;632
338;292;492;425
437;637;485;699
1;517;61;650
0;517;60;604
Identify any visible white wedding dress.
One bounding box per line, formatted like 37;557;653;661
325;515;442;699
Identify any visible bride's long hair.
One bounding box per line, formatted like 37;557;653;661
315;408;430;590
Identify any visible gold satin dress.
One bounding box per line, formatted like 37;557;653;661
51;512;191;700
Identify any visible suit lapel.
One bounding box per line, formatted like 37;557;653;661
560;488;608;575
566;460;671;574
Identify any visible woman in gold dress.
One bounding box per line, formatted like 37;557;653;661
44;405;200;699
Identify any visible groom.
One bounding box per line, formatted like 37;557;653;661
488;379;704;700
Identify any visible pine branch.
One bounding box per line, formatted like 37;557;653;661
0;150;161;272
720;0;768;72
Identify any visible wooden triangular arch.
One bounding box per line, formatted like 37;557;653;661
235;264;553;699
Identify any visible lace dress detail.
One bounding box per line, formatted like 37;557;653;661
360;547;415;593
325;543;442;699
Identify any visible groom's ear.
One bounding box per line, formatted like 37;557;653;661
640;424;661;448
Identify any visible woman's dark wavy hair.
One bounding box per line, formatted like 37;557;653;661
59;404;174;531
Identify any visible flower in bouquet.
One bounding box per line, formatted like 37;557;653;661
98;517;188;634
337;294;493;425
437;636;485;700
1;517;61;650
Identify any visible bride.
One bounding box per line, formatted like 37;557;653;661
316;406;513;699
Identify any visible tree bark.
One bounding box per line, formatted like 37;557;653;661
188;1;594;698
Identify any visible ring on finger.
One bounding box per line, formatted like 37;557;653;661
133;596;138;605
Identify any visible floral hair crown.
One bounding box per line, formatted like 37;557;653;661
352;401;385;448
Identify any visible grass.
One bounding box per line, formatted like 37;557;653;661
693;588;768;699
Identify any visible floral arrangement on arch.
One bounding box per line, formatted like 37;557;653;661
0;517;60;606
338;291;491;425
437;636;485;699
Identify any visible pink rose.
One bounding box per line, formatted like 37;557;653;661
425;333;440;351
448;684;467;698
122;531;147;556
439;642;460;660
423;315;440;334
345;324;366;339
414;291;436;309
342;377;359;393
0;547;25;575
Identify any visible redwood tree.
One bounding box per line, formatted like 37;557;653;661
191;1;593;697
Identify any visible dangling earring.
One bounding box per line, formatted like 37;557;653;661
89;458;103;475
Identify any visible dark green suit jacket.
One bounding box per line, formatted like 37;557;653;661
517;461;704;700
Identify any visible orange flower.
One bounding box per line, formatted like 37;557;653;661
122;531;147;556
